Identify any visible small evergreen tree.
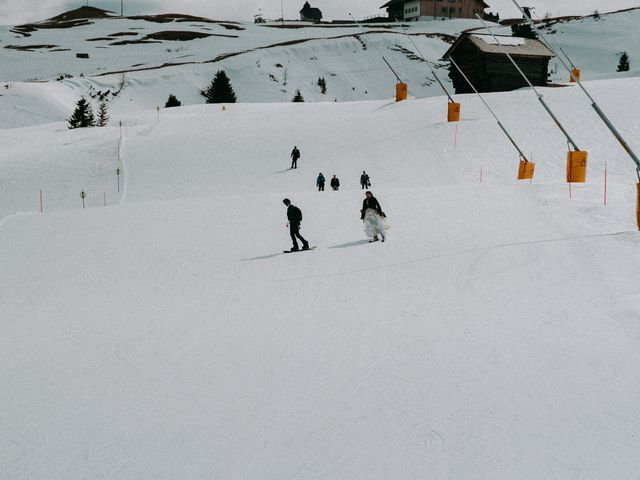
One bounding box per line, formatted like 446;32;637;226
165;94;182;108
202;70;237;103
292;89;305;102
96;101;109;127
317;76;327;94
68;97;95;129
617;51;630;72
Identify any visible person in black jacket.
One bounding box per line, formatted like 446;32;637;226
283;198;309;251
360;190;387;242
316;173;325;191
360;171;371;189
330;175;340;191
290;146;300;169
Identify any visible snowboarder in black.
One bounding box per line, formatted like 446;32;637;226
316;173;325;191
360;171;371;189
360;191;387;242
283;198;309;251
330;175;340;191
290;146;300;169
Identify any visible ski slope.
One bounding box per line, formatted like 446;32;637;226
3;71;640;479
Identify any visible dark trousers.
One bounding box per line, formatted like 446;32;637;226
291;158;298;169
289;222;307;249
318;184;324;191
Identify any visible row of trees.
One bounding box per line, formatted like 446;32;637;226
68;98;108;129
68;69;329;127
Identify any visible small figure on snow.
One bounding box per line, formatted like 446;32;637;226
330;174;340;191
290;146;301;169
360;170;371;189
283;198;310;251
316;172;325;191
360;190;388;242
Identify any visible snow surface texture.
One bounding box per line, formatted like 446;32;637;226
3;9;640;480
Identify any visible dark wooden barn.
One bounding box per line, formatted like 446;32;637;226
443;33;554;94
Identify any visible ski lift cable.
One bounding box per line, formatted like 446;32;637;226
448;56;529;162
475;13;581;152
348;13;404;84
394;18;455;103
512;0;640;178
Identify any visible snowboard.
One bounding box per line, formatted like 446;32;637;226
283;246;316;253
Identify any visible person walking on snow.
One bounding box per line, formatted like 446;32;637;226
360;190;388;242
290;146;301;169
283;198;309;251
330;175;340;191
360;171;371;189
316;173;325;191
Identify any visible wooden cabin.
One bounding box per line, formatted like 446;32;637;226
380;0;490;21
443;33;555;93
300;2;323;22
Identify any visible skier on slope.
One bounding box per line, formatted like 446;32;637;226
316;173;325;191
360;171;371;189
290;146;301;169
283;198;310;251
360;190;388;242
330;174;340;191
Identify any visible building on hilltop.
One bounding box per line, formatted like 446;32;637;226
300;2;323;22
380;0;490;21
443;32;555;93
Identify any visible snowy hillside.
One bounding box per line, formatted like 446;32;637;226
2;7;640;128
3;71;640;478
3;5;640;480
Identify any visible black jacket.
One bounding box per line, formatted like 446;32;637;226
330;177;340;188
360;174;370;185
291;148;300;159
361;196;383;219
287;204;302;223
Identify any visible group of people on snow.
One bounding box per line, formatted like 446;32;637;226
290;147;371;192
316;173;340;191
284;146;386;250
282;190;388;251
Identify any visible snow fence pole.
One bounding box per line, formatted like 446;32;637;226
40;190;43;213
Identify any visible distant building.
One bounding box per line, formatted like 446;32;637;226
380;0;490;21
443;32;555;93
300;2;323;22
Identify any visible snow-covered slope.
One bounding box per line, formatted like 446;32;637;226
2;7;640;128
3;72;640;478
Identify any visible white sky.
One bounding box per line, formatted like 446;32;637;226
0;0;638;25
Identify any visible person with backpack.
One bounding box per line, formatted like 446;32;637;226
360;171;371;189
316;173;325;191
290;146;301;169
360;190;388;242
283;198;309;251
330;175;340;191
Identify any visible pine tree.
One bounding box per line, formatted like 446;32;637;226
292;89;305;102
96;101;109;127
202;70;237;103
68;97;95;129
317;77;327;94
165;94;182;108
617;51;630;72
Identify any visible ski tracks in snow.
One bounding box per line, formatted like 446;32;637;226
272;230;638;283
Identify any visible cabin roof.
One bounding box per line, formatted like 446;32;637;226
443;32;555;58
380;0;489;9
